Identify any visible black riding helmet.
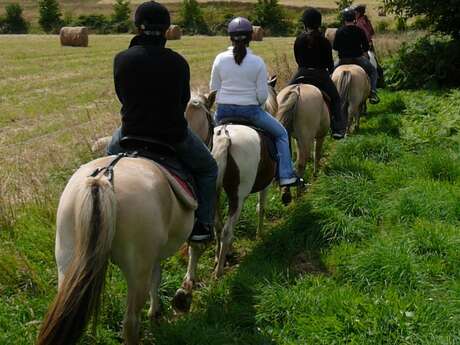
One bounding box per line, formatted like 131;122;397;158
134;1;170;32
301;8;322;30
342;7;357;22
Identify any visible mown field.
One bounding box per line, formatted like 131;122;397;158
0;0;383;20
1;34;460;344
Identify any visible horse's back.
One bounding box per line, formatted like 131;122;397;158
58;156;194;262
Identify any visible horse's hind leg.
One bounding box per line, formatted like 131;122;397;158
214;200;243;278
314;136;326;176
148;262;161;321
123;266;152;345
256;187;268;239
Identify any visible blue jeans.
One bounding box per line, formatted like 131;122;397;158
215;104;296;180
107;127;217;225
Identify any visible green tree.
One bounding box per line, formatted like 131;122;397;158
111;0;132;33
251;0;288;36
38;0;62;33
335;0;353;23
384;0;460;39
180;0;209;35
1;3;29;34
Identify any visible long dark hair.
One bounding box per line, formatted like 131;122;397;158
231;34;251;65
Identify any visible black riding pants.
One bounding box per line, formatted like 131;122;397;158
289;68;346;133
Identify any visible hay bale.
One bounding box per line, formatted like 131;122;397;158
166;25;182;40
325;28;337;46
252;26;264;41
60;27;88;47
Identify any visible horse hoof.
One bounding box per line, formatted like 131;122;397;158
172;288;192;313
281;190;292;205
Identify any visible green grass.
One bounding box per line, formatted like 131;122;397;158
1;36;459;344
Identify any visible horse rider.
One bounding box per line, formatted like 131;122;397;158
333;7;380;104
210;17;302;187
107;1;217;243
353;4;375;49
288;7;346;140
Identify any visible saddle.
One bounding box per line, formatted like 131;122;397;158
217;118;278;162
119;136;196;200
293;77;333;115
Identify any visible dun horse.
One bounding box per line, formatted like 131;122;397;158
332;65;371;132
37;92;216;345
276;84;330;179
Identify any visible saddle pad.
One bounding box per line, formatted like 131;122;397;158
155;163;198;210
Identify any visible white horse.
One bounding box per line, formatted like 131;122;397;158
203;78;281;278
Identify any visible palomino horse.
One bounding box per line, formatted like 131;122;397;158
36;156;198;345
276;84;330;178
332;65;370;132
37;92;217;345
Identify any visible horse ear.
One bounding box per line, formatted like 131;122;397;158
268;75;277;88
206;90;217;109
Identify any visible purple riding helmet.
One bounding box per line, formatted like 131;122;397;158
227;17;253;41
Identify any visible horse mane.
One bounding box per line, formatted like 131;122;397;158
266;85;278;115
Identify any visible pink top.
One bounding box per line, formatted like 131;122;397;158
356;15;375;42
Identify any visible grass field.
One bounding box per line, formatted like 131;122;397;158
0;0;383;20
1;34;459;344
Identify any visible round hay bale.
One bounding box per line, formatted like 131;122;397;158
325;28;337;46
252;26;264;41
60;27;88;47
166;25;182;40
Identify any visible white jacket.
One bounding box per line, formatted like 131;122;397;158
210;47;268;106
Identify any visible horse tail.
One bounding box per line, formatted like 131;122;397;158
212;126;232;189
337;70;352;123
37;176;116;345
276;85;300;133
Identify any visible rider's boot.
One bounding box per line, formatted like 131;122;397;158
189;221;213;243
369;90;380;104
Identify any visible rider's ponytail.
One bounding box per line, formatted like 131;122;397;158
232;38;247;65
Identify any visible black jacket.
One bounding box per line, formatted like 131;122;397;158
294;31;334;73
114;35;190;144
333;25;370;59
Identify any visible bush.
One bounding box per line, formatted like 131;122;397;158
384;0;460;39
375;20;390;33
0;3;29;34
251;0;289;36
38;0;62;33
73;14;111;34
179;0;209;35
111;0;132;33
385;35;460;89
